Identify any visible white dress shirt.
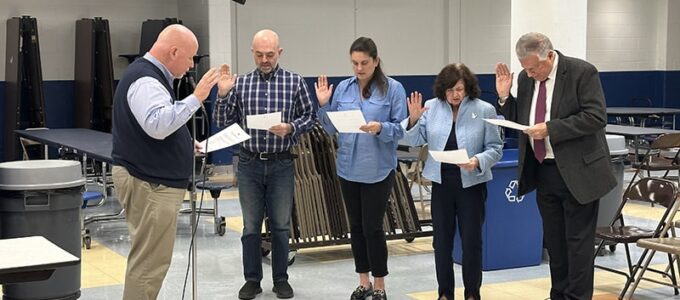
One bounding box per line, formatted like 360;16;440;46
529;52;560;159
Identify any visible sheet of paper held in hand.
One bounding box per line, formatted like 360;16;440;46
483;118;529;131
198;123;251;153
429;149;470;165
326;110;367;133
246;111;282;130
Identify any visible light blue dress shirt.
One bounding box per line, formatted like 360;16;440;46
127;53;201;140
400;97;503;187
318;76;407;183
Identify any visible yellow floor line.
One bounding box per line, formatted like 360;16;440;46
407;262;680;299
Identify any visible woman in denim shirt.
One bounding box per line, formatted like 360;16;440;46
401;64;502;300
315;37;407;300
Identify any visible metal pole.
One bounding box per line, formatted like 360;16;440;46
191;110;199;299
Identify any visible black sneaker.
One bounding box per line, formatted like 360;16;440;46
272;280;294;299
373;289;387;300
350;284;373;300
238;281;262;299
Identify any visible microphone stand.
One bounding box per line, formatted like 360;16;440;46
181;73;201;300
183;57;208;299
190;113;199;299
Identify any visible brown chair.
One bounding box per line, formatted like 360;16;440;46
628;133;680;190
625;180;680;299
400;144;432;212
594;177;680;299
19;127;49;160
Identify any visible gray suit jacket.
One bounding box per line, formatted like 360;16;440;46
497;51;616;204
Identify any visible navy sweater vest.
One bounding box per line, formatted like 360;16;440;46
111;58;192;189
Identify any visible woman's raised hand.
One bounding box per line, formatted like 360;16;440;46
407;91;427;127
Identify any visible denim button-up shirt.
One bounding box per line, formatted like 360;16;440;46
400;97;503;187
318;76;407;183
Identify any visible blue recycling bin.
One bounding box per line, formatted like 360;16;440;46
453;148;543;270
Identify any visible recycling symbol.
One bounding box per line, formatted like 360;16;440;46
505;180;524;203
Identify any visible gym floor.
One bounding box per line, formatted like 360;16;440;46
40;168;680;299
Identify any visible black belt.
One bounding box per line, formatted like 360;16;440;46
240;148;297;161
541;159;556;165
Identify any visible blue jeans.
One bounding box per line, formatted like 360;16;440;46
238;154;294;283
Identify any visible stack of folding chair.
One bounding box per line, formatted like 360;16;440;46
262;124;430;258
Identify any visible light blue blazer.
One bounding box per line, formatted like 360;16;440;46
400;97;503;187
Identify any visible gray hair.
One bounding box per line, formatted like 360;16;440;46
515;32;553;60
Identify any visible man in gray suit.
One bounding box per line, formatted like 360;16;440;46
495;32;616;300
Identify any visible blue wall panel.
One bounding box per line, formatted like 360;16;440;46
599;71;664;107
661;71;680;108
2;70;680;161
43;81;76;129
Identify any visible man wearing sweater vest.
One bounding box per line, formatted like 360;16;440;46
111;24;219;299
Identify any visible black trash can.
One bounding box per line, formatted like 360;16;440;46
0;160;85;300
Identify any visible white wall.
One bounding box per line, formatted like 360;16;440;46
510;0;588;78
232;0;358;77
665;0;680;70
355;0;447;76
0;0;178;80
460;0;511;73
587;0;661;71
232;0;510;77
207;0;233;70
2;0;679;82
178;0;210;75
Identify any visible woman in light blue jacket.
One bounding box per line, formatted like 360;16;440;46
401;63;502;300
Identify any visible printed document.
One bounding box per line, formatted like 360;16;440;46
429;149;470;165
246;112;282;130
198;123;251;153
326;110;367;133
484;118;529;131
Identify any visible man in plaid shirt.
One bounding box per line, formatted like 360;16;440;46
213;29;317;300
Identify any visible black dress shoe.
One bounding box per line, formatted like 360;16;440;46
350;284;373;300
238;281;262;299
373;289;387;300
273;280;294;299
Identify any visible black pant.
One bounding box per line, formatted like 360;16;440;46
339;171;395;277
537;161;599;300
431;172;486;300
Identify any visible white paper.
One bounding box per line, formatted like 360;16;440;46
246;112;282;130
198;123;251;153
484;118;529;131
326;110;367;133
429;149;470;165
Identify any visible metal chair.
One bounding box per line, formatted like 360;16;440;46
18;128;49;160
401;144;431;212
628;97;658;127
594;177;680;299
628;133;680;188
80;191;104;249
624;179;680;299
180;180;230;236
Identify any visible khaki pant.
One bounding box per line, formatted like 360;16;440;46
112;166;185;300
